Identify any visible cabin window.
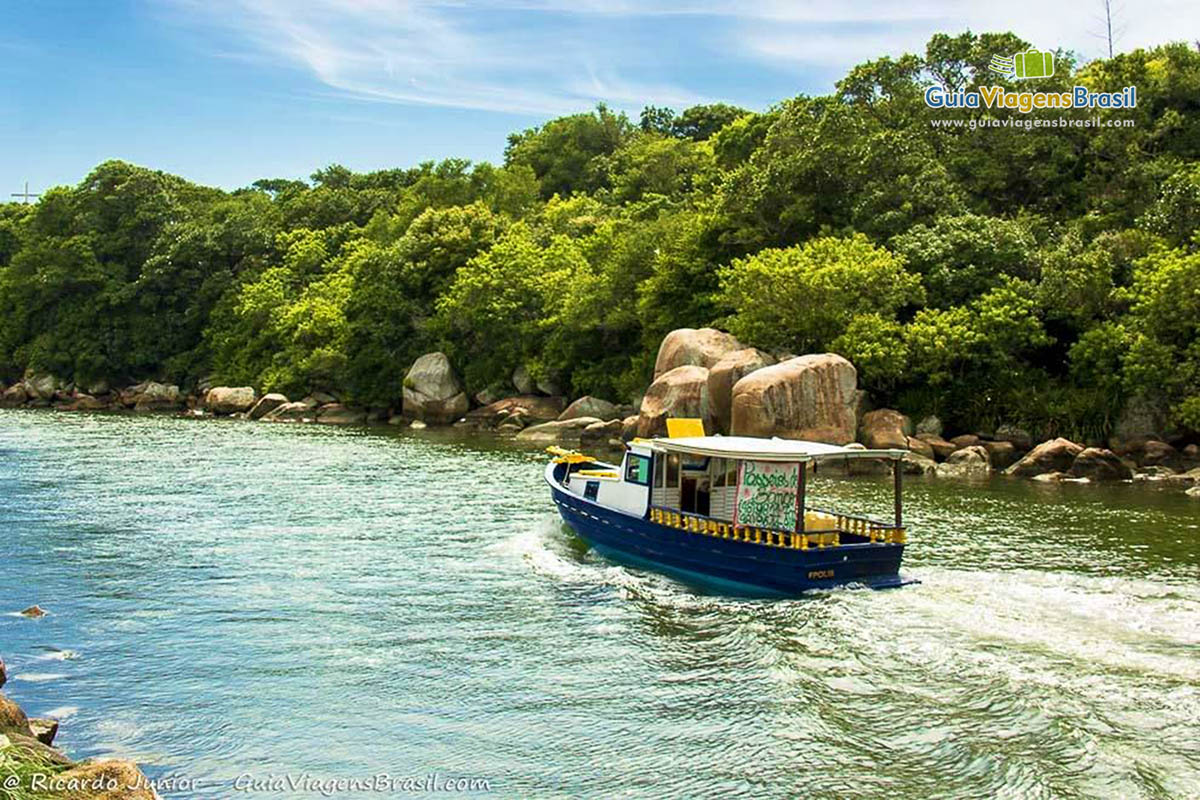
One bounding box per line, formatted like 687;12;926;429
624;454;651;485
713;458;726;487
654;454;665;487
666;454;680;488
725;459;738;487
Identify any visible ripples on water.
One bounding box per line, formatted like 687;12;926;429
0;410;1197;799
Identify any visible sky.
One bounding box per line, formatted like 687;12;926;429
2;0;1198;194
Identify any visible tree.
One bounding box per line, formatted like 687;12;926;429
717;235;924;352
505;104;634;199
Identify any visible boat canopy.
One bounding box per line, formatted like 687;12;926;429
643;435;906;463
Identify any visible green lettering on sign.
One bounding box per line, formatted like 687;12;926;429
734;461;800;530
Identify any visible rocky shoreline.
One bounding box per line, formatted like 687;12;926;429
3;328;1198;498
1;628;156;800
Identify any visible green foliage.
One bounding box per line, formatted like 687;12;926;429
2;34;1199;442
718;235;924;352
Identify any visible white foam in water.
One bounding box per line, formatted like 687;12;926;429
13;672;67;682
42;706;79;719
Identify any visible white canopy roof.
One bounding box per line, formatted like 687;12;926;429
642;435;906;463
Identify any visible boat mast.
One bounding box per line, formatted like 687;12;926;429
892;459;903;528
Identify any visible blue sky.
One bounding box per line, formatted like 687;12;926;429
3;0;1197;194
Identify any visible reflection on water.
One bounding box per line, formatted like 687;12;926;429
1;410;1197;799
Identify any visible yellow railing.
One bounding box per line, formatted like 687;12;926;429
648;507;905;547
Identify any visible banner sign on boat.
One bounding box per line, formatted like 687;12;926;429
734;460;800;530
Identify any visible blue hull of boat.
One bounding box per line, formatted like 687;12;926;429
547;478;909;598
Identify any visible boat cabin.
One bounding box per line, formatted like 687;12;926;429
551;426;909;549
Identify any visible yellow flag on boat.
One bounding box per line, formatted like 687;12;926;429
666;418;705;438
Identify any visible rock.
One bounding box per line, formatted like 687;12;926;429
515;417;602;443
263;402;313;422
949;434;981;449
0;694;33;737
402;352;469;425
51;760;159;800
1135;465;1178;480
1032;471;1067;483
915;415;943;436
308;391;338;406
902;452;938;476
1116;394;1170;444
906;436;935;460
23;373;61;400
248;393;288;420
5;731;71;767
465;395;566;429
0;384;28;407
935;445;992;480
1185;444;1200;460
1165;467;1200;487
915;432;956;460
28;717;58;746
994;424;1033;452
982;440;1019;469
19;605;47;618
637;366;718;438
1005;438;1085;478
205;386;257;415
410;419;427;429
620;415;639;442
85;379;110;396
706;348;775;434
559;396;620;422
581;419;623;448
535;376;562;397
473;385;505;406
1068;448;1134;481
653;327;744;379
132;382;182;411
315;404;367;426
63;394;107;411
0;656;5;688
729;354;858;444
512;365;535;395
1128;439;1184;470
859;409;912;450
1187;486;1200;499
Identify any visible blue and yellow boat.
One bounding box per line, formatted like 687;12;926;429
544;420;913;597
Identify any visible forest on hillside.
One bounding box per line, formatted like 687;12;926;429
1;32;1199;441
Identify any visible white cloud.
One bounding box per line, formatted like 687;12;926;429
155;0;1200;116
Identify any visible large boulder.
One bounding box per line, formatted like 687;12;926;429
1115;394;1171;444
653;328;744;379
512;365;536;395
132;382;181;411
936;445;992;480
916;432;957;460
263;401;313;422
0;694;33;738
248;393;289;420
28;717;58;746
637;366;717;438
915;415;943;436
205;386;257;415
580;419;624;448
316;404;367;426
994;424;1033;452
515;417;602;443
950;434;981;450
66;394;109;411
51;760;159;800
982;440;1019;470
859;409;912;450
0;384;28;408
1005;437;1084;478
706;348;775;434
1124;439;1184;471
22;373;60;401
559;396;620;422
729;354;858;444
465;395;567;429
1068;448;1134;481
902;452;938;476
906;436;935;460
402;352;469;425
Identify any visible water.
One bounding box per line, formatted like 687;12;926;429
1;410;1198;799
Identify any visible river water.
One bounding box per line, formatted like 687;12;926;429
1;410;1197;799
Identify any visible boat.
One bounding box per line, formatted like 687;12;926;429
543;419;915;597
